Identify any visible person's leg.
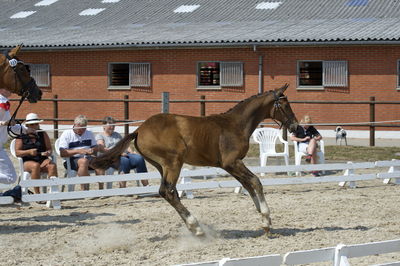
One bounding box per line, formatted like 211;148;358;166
41;159;58;178
24;161;41;194
307;139;318;164
118;156;130;188
0;148;17;184
76;157;90;190
127;153;149;186
97;168;105;189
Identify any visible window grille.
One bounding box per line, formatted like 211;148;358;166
220;62;243;87
130;63;151;87
323;61;348;87
29;64;50;87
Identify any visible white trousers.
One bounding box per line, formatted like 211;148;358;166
0;147;17;184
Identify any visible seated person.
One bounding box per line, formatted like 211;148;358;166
290;115;322;176
15;113;57;194
58;115;101;191
96;116;149;189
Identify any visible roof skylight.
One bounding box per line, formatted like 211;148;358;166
347;0;368;6
256;2;282;10
79;8;106;16
174;5;200;13
35;0;59;6
10;11;36;19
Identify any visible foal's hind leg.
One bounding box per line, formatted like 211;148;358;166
159;164;204;236
224;160;272;232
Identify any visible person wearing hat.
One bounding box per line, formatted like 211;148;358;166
290;115;323;176
15;113;58;194
0;88;32;184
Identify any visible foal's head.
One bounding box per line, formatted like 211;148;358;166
1;45;42;103
269;84;298;133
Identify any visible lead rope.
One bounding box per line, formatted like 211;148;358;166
7;93;28;139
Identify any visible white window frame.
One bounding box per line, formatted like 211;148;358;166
28;64;50;87
297;60;348;90
397;60;400;90
197;61;243;89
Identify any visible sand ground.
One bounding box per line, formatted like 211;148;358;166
1;153;400;265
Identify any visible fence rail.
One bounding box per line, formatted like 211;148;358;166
10;94;400;145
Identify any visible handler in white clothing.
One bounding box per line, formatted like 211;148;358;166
0;88;30;184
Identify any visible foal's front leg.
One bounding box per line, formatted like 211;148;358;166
224;160;272;233
159;166;204;236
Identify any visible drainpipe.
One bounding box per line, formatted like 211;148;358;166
253;45;263;94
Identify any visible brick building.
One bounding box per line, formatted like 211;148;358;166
1;0;399;136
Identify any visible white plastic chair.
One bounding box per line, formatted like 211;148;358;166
10;139;56;193
252;128;289;175
293;139;325;176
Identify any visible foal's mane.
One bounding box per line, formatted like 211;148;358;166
223;90;272;114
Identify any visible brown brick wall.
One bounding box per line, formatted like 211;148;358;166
13;45;400;130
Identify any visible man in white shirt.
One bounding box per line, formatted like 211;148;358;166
58;115;100;190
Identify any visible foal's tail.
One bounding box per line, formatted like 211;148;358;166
91;131;138;170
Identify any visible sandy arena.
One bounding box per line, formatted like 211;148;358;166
1;157;400;265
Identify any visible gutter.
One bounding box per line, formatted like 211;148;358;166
3;40;400;51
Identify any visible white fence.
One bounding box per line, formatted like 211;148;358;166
177;239;400;266
1;159;399;208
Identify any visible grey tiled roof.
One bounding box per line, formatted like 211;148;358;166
1;0;400;49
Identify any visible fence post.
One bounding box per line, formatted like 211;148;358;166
53;95;58;139
369;96;375;147
200;95;206;116
124;95;129;136
162;92;169;113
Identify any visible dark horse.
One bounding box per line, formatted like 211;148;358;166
1;45;42;103
92;84;298;236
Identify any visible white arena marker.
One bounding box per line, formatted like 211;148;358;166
102;0;120;2
256;2;282;10
10;11;36;19
79;8;106;16
174;5;200;13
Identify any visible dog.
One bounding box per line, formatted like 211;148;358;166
335;126;347;145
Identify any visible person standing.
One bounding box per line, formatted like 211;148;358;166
0;88;31;184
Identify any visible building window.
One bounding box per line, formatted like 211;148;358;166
28;64;50;87
197;61;243;88
130;63;151;87
109;63;151;88
298;60;348;88
397;60;400;89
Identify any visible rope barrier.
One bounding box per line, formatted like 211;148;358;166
31;119;400;134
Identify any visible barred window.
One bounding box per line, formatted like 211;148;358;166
130;63;151;87
29;64;50;87
197;61;243;88
298;60;348;88
109;63;151;88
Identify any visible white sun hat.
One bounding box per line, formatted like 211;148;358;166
25;113;44;125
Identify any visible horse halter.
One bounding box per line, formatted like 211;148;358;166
2;50;36;138
271;90;295;129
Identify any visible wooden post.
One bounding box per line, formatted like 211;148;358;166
200;95;205;116
124;95;129;136
53;95;58;139
162;92;169;113
369;96;375;147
